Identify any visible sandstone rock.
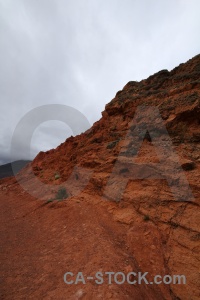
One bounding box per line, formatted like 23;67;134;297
1;54;200;300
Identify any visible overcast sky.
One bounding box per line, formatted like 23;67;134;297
0;0;200;164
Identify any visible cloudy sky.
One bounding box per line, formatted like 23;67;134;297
0;0;200;164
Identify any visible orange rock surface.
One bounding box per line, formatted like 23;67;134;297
0;54;200;299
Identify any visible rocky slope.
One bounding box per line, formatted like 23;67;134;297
0;54;200;299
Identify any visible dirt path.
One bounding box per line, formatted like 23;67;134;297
1;184;148;299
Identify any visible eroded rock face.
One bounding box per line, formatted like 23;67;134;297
1;54;200;299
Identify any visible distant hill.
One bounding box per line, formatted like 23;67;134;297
0;160;31;179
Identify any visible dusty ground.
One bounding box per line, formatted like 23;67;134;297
0;156;199;300
0;182;171;300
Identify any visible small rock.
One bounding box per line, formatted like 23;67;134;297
74;289;85;299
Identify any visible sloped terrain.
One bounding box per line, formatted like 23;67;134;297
0;54;200;299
